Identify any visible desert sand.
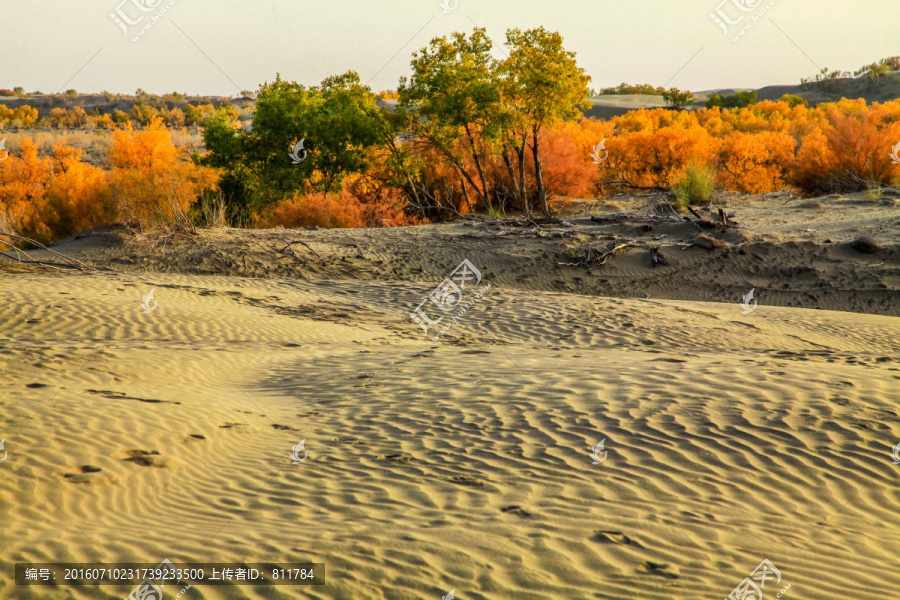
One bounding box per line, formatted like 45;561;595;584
1;193;899;600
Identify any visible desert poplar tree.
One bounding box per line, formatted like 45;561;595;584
399;28;503;214
499;27;591;216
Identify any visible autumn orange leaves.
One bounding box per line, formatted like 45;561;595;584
592;97;900;199
0;119;217;244
2;96;899;245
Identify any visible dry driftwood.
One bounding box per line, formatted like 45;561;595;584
687;206;718;228
650;246;669;267
0;232;94;271
590;213;684;225
559;241;637;267
278;240;322;259
686;206;738;229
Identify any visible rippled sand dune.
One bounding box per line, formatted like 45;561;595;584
1;268;898;600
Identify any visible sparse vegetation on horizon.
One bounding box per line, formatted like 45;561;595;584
596;83;667;96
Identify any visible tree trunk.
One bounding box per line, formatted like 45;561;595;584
531;126;549;217
456;168;472;214
501;147;521;211
463;123;492;212
516;136;528;216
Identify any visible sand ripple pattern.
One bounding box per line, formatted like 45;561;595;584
0;273;898;599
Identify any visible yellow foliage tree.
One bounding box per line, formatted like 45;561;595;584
0;139;112;244
108;118;219;234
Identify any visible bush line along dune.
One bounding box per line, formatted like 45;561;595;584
1;28;899;245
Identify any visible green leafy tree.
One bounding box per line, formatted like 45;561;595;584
399;28;503;213
599;82;667;96
130;103;161;126
662;87;695;110
202;72;384;219
779;94;807;108
499;27;591;216
705;90;757;109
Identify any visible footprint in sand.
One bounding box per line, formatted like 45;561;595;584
118;450;178;468
61;465;114;484
639;561;679;579
500;505;532;518
378;453;414;464
591;530;643;548
450;475;484;487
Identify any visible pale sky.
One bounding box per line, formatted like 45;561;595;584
2;0;898;96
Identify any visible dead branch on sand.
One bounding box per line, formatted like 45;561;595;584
558;241;638;267
275;240;322;259
0;232;94;271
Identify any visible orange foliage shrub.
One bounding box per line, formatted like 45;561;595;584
536;121;601;203
603;126;719;189
270;191;365;229
789;100;900;194
0;139;113;243
269;174;420;229
108;118;218;231
717;131;796;193
0;105;39;127
46;107;88;129
588;98;900;197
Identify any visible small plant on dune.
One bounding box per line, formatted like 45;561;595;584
671;162;716;209
486;205;505;218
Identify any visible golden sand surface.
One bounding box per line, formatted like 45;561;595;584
1;261;898;599
2;193;899;598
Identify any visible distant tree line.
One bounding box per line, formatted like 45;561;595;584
596;82;667;96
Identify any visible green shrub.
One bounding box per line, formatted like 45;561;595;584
779;94;807;108
705;90;758;109
672;162;716;208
